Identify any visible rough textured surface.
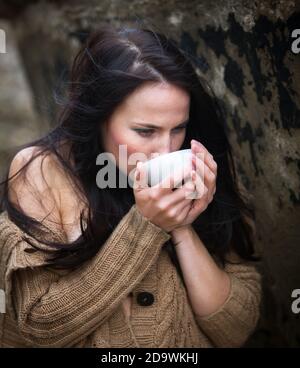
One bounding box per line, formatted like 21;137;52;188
0;20;41;178
0;0;299;347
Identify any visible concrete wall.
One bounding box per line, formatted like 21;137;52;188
0;0;299;347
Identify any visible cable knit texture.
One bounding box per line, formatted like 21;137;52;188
0;204;261;348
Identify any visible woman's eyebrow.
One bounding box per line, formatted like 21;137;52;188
132;119;189;129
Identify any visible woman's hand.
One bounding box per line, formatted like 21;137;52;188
133;162;196;233
174;139;217;230
172;139;218;229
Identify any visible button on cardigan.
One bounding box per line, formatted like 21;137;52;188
0;204;261;348
136;291;155;306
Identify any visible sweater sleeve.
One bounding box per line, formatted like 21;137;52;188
1;204;171;347
194;259;262;348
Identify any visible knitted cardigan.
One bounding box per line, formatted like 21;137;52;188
0;204;261;348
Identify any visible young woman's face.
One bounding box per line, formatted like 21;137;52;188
100;82;190;176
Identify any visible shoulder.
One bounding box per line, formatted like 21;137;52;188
7;146;66;223
9;146;63;186
8;145;88;242
8;146;68;206
8;146;88;243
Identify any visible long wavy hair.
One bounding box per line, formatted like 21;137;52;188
0;25;258;283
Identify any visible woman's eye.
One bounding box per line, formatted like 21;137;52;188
134;126;186;137
172;126;186;133
135;129;154;137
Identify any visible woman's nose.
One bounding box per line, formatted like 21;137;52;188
155;135;172;155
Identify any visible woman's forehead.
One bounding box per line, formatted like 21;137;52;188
118;84;190;124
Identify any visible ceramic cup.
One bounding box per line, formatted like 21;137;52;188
139;149;198;198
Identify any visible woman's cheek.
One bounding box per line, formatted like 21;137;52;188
127;143;146;172
126;138;156;174
111;132;141;172
109;130;132;156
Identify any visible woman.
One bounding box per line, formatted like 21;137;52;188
0;25;261;348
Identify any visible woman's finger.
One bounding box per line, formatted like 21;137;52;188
185;175;209;217
193;154;216;196
153;166;187;195
193;169;215;204
175;196;193;213
161;176;195;206
176;199;193;221
190;169;207;200
134;161;149;191
191;139;217;174
167;195;193;222
189;199;207;219
192;153;214;180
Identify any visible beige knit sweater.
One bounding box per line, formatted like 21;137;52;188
0;204;261;348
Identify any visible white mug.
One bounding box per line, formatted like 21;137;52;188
140;149;195;191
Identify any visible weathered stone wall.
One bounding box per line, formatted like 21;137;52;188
0;20;41;177
0;0;299;347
